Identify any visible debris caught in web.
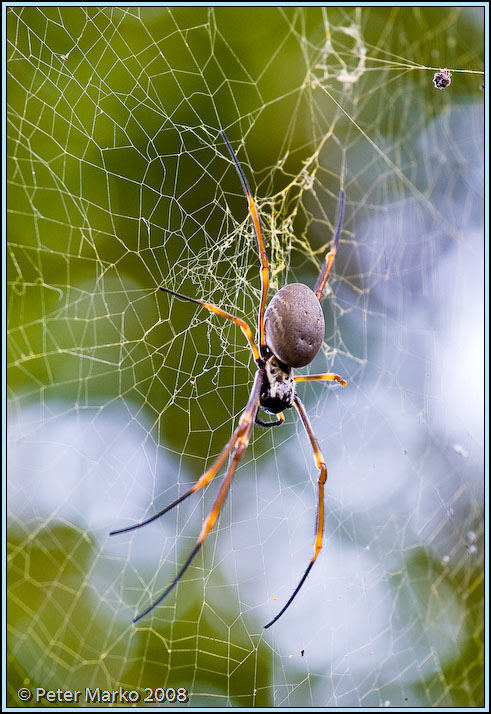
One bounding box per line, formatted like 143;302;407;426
433;68;452;90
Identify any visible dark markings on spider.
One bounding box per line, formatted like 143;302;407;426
110;130;347;629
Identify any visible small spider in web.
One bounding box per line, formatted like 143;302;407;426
111;130;347;628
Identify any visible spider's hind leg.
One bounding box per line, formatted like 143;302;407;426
159;287;260;362
314;188;345;301
221;130;269;352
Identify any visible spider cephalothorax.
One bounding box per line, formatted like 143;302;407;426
111;130;347;628
259;353;295;415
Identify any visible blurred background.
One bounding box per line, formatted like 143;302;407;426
7;6;484;708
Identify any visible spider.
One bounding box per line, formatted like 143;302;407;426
111;131;347;628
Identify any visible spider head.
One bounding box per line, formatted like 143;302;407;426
260;354;295;414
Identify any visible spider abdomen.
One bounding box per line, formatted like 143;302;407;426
264;283;325;368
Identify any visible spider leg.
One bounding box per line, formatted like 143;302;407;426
264;394;327;629
160;287;260;362
132;370;262;623
111;290;261;537
314;189;345;301
295;373;347;388
221;131;269;353
255;411;285;428
110;419;248;536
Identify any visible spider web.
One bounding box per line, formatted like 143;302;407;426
6;6;485;709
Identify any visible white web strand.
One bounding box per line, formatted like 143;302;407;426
7;5;484;709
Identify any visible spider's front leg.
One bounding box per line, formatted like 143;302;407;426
132;369;263;623
264;394;328;629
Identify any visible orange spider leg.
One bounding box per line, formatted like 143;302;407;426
110;286;260;536
295;373;347;388
221;131;269;353
133;371;262;623
110;421;247;537
264;394;327;629
159;287;260;362
314;189;345;301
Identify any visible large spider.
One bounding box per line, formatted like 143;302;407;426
111;131;347;628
